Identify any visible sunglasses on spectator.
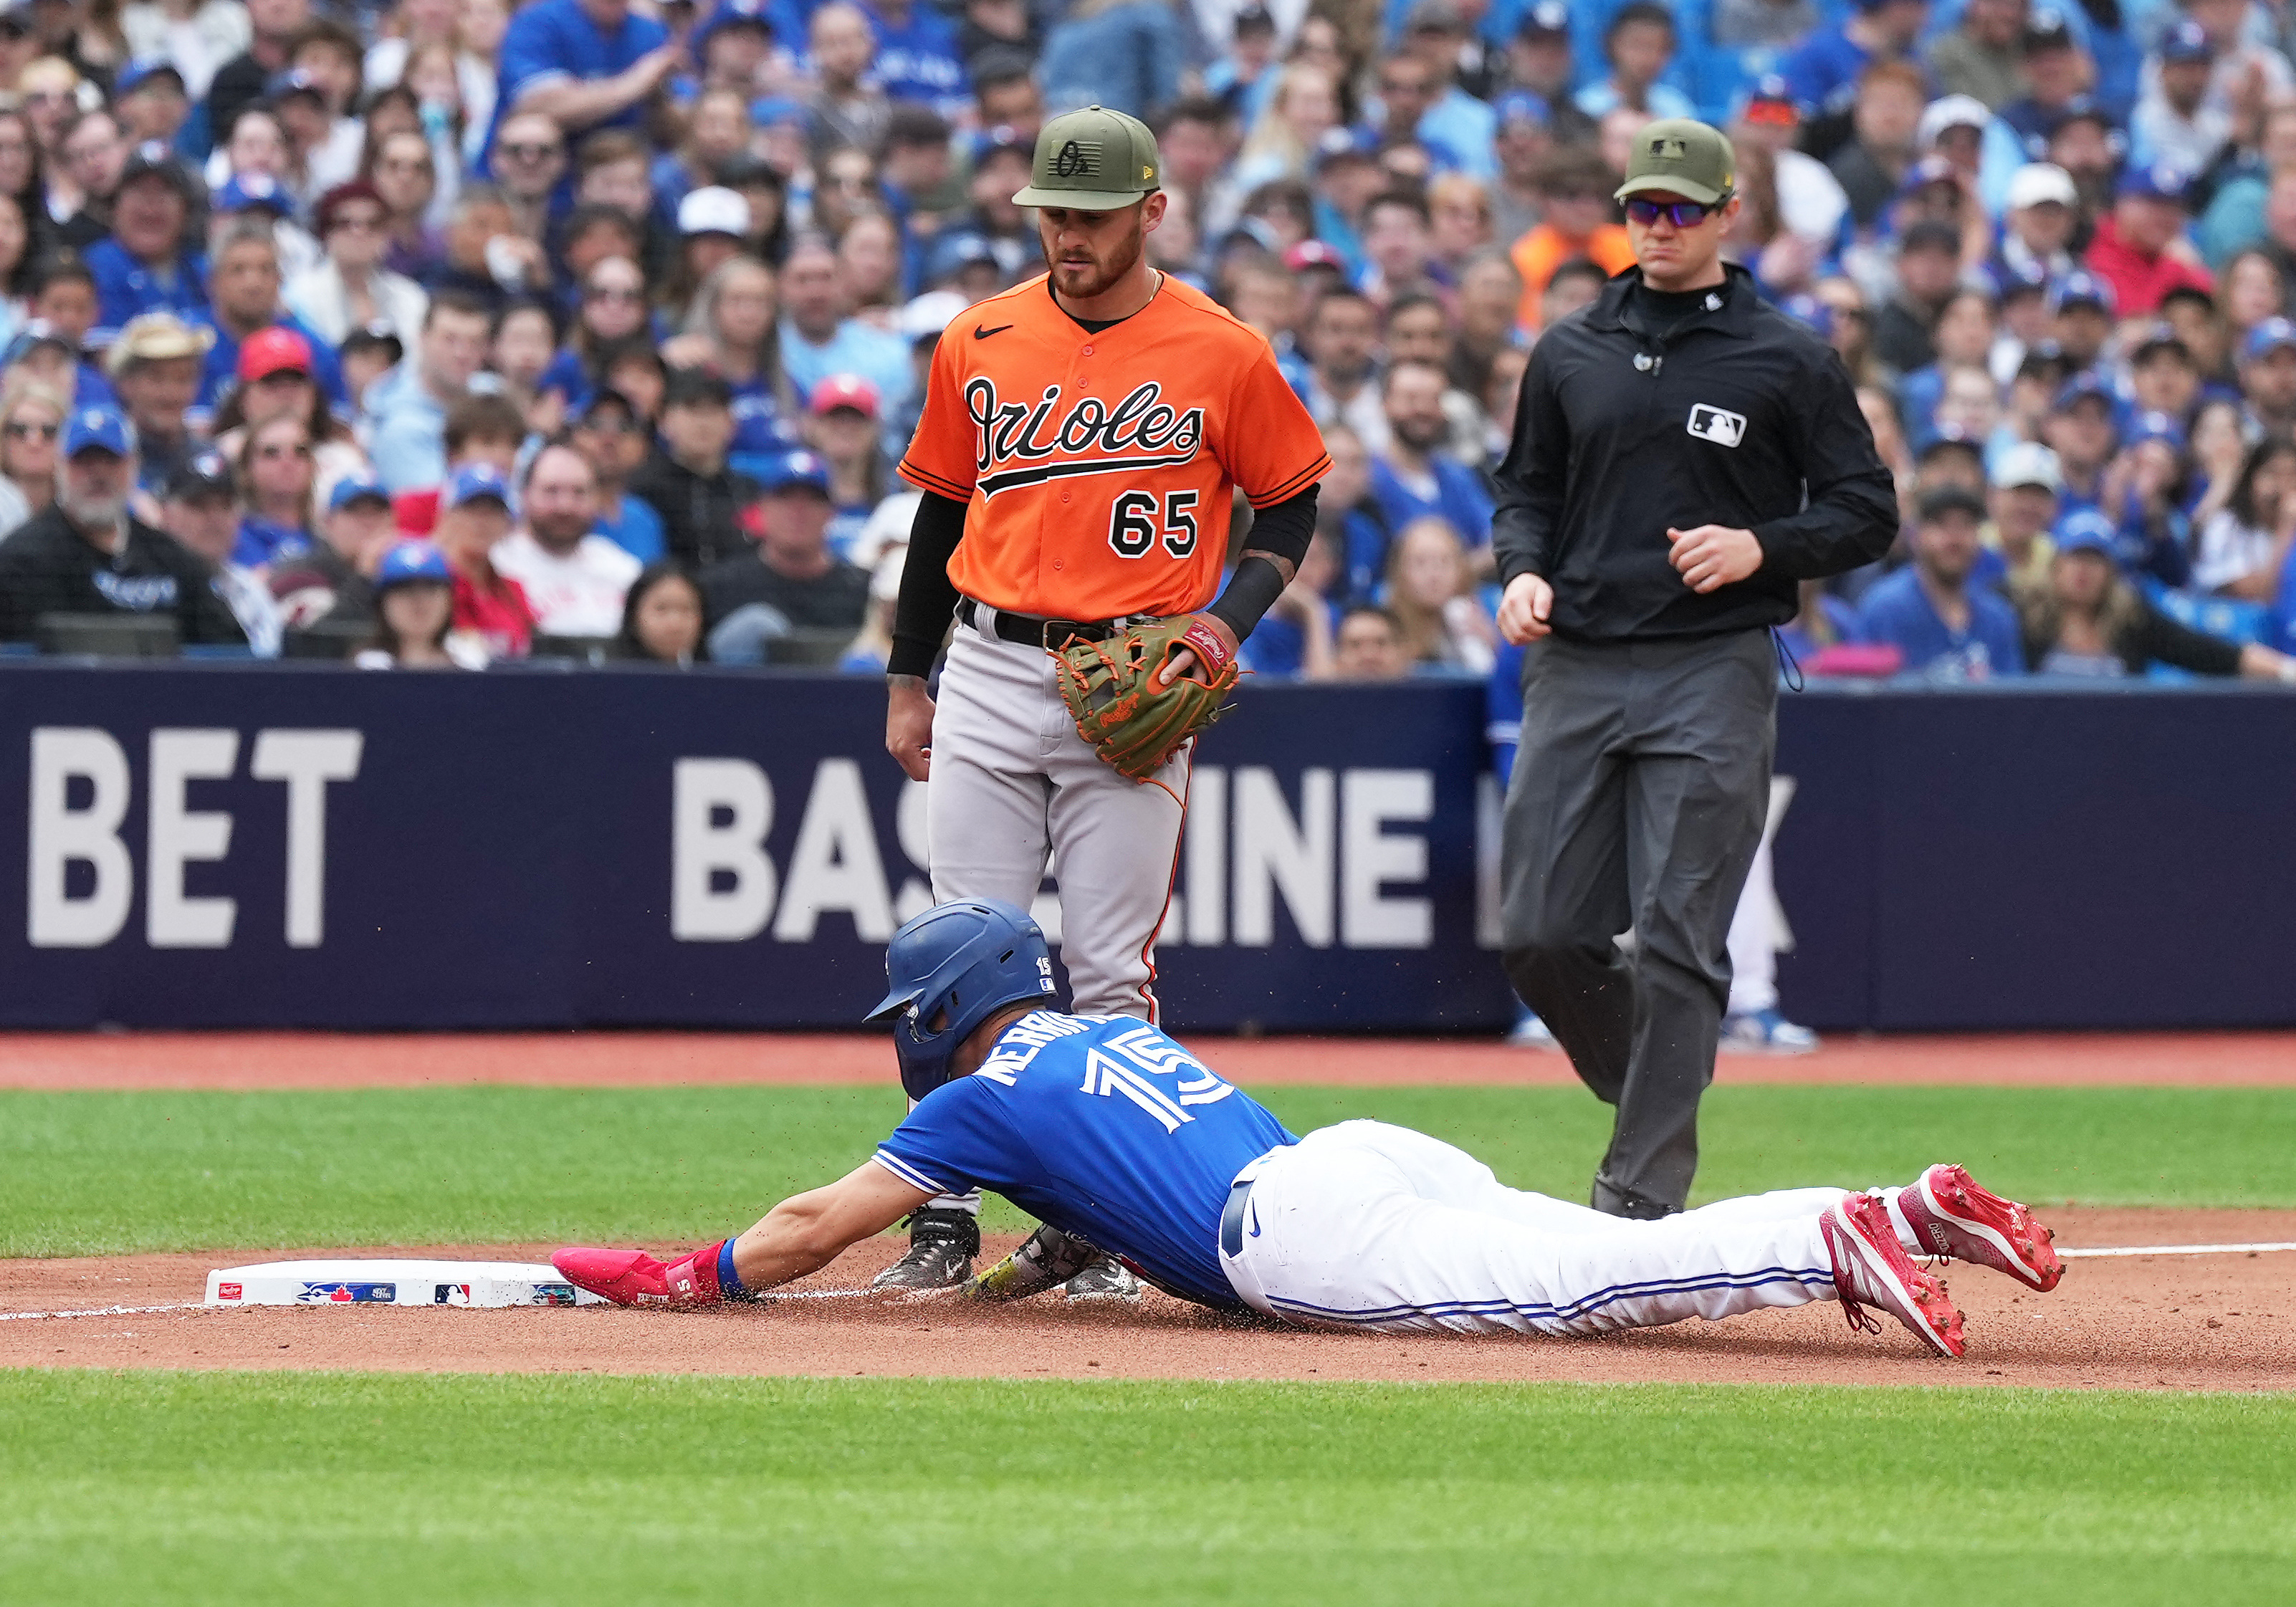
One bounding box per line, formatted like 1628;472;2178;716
498;142;561;163
580;415;639;434
1623;195;1731;228
587;284;644;302
5;419;57;439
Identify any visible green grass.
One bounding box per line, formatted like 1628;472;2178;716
4;1085;2292;1257
1;1371;2291;1606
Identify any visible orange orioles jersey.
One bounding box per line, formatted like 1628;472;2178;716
899;274;1332;622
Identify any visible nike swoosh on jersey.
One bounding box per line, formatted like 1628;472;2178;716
974;323;1015;339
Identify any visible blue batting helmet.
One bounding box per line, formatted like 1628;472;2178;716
864;899;1056;1101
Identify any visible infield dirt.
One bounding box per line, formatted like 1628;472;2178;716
5;1207;2292;1392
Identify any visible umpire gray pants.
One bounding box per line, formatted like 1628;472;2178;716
1499;629;1776;1217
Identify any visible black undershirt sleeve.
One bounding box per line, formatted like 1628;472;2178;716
887;491;968;680
1207;484;1318;642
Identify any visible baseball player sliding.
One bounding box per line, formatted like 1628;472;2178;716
876;107;1331;1296
555;901;2064;1357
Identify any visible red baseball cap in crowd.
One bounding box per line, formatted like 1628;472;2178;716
239;326;314;383
809;373;881;418
1283;239;1347;272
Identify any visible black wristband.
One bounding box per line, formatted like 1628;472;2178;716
1207;555;1289;643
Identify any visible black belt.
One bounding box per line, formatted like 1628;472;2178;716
1218;1174;1256;1258
957;598;1119;648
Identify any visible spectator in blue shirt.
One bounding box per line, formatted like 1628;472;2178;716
866;0;972;120
1039;0;1183;123
86;147;209;345
1780;0;1932;135
1856;484;2028;681
487;0;679;161
190;223;348;413
1575;3;1698;124
1367;360;1494;573
368;291;497;491
570;387;666;562
777;234;912;413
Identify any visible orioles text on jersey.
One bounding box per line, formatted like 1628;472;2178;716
965;378;1205;498
898;274;1333;621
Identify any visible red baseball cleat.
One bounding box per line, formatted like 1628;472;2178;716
1821;1193;1965;1358
553;1244;724;1306
1898;1164;2063;1292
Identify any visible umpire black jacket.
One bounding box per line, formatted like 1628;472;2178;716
1492;264;1898;642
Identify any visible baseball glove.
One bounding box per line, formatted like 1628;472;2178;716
1051;615;1239;782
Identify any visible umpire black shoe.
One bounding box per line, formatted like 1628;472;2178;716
871;1207;980;1292
1591;1174;1683;1221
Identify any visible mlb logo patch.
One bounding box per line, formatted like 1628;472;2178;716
1686;404;1747;448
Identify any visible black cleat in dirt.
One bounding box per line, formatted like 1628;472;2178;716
871;1207;980;1293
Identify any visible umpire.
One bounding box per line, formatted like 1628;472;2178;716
1491;120;1897;1219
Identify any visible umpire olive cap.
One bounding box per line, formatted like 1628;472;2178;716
1012;105;1162;211
1615;119;1737;207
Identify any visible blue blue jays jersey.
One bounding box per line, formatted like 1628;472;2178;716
873;1014;1297;1309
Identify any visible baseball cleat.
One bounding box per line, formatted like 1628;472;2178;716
1897;1164;2063;1292
552;1245;722;1306
965;1224;1100;1302
871;1207;978;1292
1821;1193;1964;1358
1063;1255;1142;1303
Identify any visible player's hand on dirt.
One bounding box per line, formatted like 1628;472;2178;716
886;675;936;781
1668;524;1763;594
1496;573;1554;644
1158;613;1238;687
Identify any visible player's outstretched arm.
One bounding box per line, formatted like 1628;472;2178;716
727;1161;932;1292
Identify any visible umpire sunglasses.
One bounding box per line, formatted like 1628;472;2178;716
1622;193;1733;228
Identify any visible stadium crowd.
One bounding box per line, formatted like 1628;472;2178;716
0;0;2293;687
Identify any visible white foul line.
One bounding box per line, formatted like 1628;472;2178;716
0;1303;203;1321
2057;1242;2296;1260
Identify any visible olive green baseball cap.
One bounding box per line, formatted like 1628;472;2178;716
1615;118;1737;206
1011;105;1162;211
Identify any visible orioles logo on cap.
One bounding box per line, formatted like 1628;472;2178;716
1054;140;1099;177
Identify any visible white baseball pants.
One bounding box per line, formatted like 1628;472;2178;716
1220;1121;1855;1337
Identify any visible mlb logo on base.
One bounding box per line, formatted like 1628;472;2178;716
1687;405;1747;448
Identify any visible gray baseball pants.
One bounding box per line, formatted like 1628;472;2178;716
918;603;1191;1217
1499;629;1776;1217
